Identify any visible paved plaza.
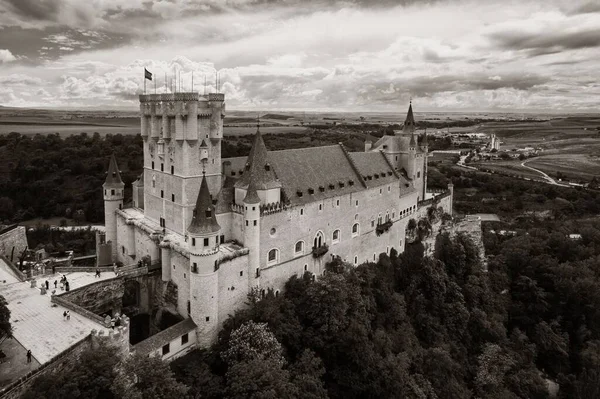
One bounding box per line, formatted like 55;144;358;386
0;260;113;366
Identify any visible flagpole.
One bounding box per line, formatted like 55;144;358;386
144;68;146;94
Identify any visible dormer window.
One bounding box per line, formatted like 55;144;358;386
245;163;250;171
205;209;211;218
374;174;379;179
231;171;236;176
328;184;335;190
297;190;303;197
308;188;314;195
348;180;354;186
388;171;393;176
319;186;325;192
338;182;344;188
264;163;271;171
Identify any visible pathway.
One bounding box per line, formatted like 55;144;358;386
521;159;568;186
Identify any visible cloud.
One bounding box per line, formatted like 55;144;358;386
0;49;16;63
0;74;43;85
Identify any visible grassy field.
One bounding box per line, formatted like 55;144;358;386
471;161;547;181
526;154;600;181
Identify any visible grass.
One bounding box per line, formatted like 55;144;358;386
526;154;600;182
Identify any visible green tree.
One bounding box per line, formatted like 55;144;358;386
0;295;11;345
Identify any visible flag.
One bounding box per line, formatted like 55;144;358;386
144;68;152;81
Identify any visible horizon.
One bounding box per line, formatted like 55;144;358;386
0;1;599;112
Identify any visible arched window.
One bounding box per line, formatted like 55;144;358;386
267;248;279;265
294;241;304;255
377;213;382;225
354;256;358;265
392;209;396;219
352;223;359;237
385;210;390;222
332;229;340;243
313;231;324;248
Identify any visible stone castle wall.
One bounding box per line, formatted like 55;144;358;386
0;225;28;260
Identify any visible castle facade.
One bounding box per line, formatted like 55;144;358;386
99;92;453;347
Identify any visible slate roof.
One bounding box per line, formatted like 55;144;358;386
371;135;424;154
234;128;281;190
104;154;124;187
223;143;412;206
403;102;416;133
188;174;221;235
133;318;197;357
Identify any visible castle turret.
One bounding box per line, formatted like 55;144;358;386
405;102;417;182
402;101;416;135
422;128;428;199
188;173;221;347
243;179;261;288
103;154;124;262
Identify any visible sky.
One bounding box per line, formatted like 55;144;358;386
0;0;599;112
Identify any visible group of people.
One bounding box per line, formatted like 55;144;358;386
46;275;70;292
63;310;71;321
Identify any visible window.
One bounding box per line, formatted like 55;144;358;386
205;209;211;218
355;200;359;207
388;185;391;192
336;199;340;207
171;194;175;202
352;223;359;237
294;241;304;255
354;256;358;265
253;220;257;226
300;208;304;216
184;273;186;279
386;211;390;222
304;264;308;271
161;163;164;172
246;220;248;226
392;209;396;219
162;344;170;355
152;177;156;188
256;268;260;278
240;270;243;276
379;188;382;194
371;220;375;228
181;333;189;345
332;229;340;243
111;189;115;195
373;253;376;261
171;165;174;174
318;204;322;211
204;238;209;246
270;228;276;236
161;190;164;198
417;171;421;178
268;248;279;265
152;161;155;169
192;263;198;273
314;231;324;248
187;300;190;315
220;235;225;244
122;246;125;254
206;316;210;322
192;238;196;246
378;213;382;225
275;290;279;297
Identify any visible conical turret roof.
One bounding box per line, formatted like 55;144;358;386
104;154;124;187
403;103;416;134
234;126;280;190
188;174;221;235
243;179;261;204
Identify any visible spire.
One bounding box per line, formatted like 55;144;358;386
243;179;261;204
409;131;416;148
403;101;415;134
188;173;221;235
104;154;123;186
234;125;279;190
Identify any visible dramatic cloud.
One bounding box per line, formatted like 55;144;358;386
0;49;16;63
0;0;598;111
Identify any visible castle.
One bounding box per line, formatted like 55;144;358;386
98;92;453;347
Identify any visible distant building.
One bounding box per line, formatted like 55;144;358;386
489;134;500;151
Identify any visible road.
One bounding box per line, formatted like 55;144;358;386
520;158;569;187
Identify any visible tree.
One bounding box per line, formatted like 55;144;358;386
22;342;119;399
0;295;11;345
111;353;188;399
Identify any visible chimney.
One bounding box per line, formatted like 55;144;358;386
364;140;372;152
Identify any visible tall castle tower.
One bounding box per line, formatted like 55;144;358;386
187;173;221;347
139;92;225;236
103;154;124;261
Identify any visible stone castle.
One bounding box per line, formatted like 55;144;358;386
98;91;453;347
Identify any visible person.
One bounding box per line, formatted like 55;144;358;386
65;281;70;292
95;268;101;278
66;311;70;321
54;280;57;288
26;350;32;363
63;310;67;320
45;280;49;290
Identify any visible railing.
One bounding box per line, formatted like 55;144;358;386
376;221;393;236
260;202;291;216
312;244;329;258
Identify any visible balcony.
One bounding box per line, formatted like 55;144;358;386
376;221;393;236
312;243;329;258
